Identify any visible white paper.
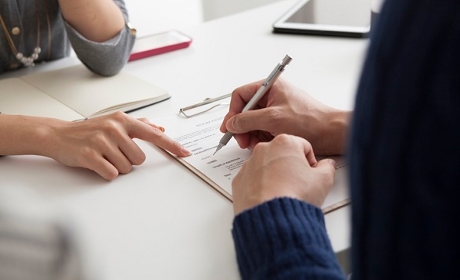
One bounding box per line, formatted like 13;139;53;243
153;105;350;212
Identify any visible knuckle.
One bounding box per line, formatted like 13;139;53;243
93;131;107;142
322;169;335;186
151;127;164;137
265;107;282;121
86;131;110;148
265;108;284;128
111;111;129;121
252;141;267;154
99;120;125;139
252;144;262;153
273;133;291;144
78;146;98;162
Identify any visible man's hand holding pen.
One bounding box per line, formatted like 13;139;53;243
214;54;292;155
220;78;350;156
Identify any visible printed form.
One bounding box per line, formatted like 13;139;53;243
153;105;349;213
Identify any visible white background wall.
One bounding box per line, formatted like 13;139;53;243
201;0;282;21
123;0;203;37
124;0;283;36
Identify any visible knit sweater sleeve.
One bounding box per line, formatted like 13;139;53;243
63;0;135;76
232;197;346;280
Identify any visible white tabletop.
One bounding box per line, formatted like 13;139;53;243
0;0;368;278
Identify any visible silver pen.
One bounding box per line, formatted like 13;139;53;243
213;54;293;155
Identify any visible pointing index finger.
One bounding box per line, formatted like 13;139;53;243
129;119;191;157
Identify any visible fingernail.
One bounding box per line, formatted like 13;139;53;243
182;147;192;156
227;118;235;132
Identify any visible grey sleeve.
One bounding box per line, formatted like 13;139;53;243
64;0;136;76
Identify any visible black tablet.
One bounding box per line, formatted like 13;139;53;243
273;0;371;38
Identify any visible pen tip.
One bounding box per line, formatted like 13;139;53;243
213;145;222;156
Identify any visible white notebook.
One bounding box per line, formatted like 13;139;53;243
0;64;170;121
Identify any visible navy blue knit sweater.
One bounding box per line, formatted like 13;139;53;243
232;0;460;279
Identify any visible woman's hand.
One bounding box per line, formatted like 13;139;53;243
0;112;190;180
48;112;191;180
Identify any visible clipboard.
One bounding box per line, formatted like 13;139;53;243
153;96;350;213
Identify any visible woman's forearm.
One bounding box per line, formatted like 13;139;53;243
0;114;63;156
59;0;125;42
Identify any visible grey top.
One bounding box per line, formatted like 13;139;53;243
0;0;136;76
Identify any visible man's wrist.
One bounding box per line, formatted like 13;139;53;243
307;109;350;155
327;110;350;155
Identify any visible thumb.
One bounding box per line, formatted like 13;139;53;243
314;158;337;179
307;158;337;208
226;110;268;134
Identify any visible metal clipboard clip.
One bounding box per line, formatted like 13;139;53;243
179;93;231;118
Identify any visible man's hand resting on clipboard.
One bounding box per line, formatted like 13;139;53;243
232;134;336;215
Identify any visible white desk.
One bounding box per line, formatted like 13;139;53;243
0;0;368;278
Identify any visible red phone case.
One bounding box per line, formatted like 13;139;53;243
128;33;192;62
